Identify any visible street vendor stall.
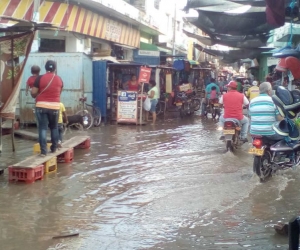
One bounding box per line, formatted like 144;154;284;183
107;62;151;125
149;65;177;116
189;67;211;97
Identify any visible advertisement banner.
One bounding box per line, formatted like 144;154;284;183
117;91;138;124
138;67;152;83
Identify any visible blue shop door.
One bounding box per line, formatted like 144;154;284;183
93;61;107;121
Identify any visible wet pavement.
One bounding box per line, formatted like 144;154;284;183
0;116;299;250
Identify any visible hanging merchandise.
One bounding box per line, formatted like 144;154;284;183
166;74;172;93
285;56;300;80
184;60;191;72
173;60;185;71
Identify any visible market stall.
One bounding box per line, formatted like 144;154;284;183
107;62;150;125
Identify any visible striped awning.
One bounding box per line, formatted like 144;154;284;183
0;0;140;48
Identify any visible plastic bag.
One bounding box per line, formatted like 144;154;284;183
143;96;151;111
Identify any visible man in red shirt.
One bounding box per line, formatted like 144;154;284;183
26;65;40;96
219;81;249;142
31;60;63;156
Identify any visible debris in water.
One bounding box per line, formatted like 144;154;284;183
274;223;288;236
52;231;79;239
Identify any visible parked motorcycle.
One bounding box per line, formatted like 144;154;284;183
222;118;242;152
175;92;195;117
249;135;300;181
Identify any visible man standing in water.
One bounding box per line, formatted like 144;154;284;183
31;60;63;156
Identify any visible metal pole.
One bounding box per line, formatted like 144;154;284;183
0;117;2;154
111;71;115;124
0;43;2;153
139;83;144;125
32;0;40;52
172;3;177;58
11;119;15;152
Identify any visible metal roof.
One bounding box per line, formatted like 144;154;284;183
0;16;59;32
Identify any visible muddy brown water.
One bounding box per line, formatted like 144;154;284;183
0;116;299;250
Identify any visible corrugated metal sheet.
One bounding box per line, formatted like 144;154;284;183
19;53;92;124
93;61;107;118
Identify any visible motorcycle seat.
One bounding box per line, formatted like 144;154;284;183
224;118;241;126
270;140;293;152
251;134;262;138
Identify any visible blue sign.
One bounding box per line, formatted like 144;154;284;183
118;91;137;102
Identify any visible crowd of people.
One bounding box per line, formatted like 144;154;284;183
201;76;286;142
27;60;286;152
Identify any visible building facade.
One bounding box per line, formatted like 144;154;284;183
0;0;191;63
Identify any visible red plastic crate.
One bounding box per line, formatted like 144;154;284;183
75;138;91;149
9;165;44;184
58;148;74;163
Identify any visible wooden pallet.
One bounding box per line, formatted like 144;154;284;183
11;136;90;169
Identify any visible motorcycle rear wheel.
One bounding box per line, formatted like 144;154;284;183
193;99;201;111
226;140;233;152
179;106;185;118
253;150;272;182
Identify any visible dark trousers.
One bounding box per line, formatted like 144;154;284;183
58;123;64;143
35;107;59;155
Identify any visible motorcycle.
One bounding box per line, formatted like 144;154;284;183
192;93;201;111
175;92;195;117
222;118;242;152
204;99;221;119
249;136;300;181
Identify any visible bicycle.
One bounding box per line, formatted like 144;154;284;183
77;97;101;129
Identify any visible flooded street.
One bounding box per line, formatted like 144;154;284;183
0;117;299;250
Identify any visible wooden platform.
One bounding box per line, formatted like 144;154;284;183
11;136;90;169
61;136;89;149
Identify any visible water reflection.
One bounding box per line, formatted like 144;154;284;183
0;118;297;249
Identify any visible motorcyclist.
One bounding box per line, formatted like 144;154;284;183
219;81;249;142
236;79;243;93
249;82;284;140
201;78;220;116
246;80;259;101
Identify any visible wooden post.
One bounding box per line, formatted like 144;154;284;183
139;83;144;125
11;119;15;152
164;98;167;120
0;43;2;153
0;118;2;154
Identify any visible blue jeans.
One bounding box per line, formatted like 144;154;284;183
58;123;64;143
219;115;249;139
150;99;158;112
35;107;59;155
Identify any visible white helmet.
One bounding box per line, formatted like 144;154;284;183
252;81;258;86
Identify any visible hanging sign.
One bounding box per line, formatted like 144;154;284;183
166;74;172;93
117;91;138;124
138;67;152;83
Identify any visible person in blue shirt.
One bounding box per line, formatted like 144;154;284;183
201;78;220;116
